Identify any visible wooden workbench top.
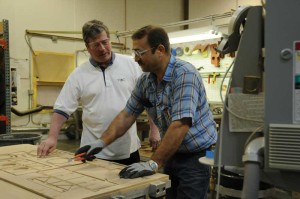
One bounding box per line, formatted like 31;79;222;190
0;144;169;199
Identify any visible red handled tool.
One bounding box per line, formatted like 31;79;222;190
68;152;86;162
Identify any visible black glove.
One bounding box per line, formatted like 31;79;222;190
119;160;157;179
74;139;105;162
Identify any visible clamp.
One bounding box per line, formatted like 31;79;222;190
208;72;220;84
0;116;9;125
149;180;171;198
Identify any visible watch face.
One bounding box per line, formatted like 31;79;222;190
150;163;155;169
149;160;158;171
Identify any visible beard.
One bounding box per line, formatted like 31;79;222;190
138;61;149;72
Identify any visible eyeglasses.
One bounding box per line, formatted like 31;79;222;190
88;38;110;50
132;47;154;58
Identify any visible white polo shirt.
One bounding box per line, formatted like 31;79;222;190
54;53;142;160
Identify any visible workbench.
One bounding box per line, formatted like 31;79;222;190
0;144;170;199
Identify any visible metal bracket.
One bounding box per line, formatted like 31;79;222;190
148;180;171;198
2;19;11;135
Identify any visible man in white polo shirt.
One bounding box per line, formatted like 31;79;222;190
37;20;160;165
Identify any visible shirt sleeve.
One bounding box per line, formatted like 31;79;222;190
54;72;80;117
124;75;145;116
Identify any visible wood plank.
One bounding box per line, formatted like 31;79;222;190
0;144;170;199
0;179;45;199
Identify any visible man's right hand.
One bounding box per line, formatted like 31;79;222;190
37;137;57;157
74;139;105;162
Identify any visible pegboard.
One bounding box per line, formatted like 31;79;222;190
203;76;230;103
171;39;234;103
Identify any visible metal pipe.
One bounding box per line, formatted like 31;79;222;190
12;127;49;132
25;31;126;49
26;30;82;34
25;29;117;35
242;162;261;199
12;126;67;132
241;136;264;199
243;136;264;161
25;31;83;41
116;12;233;38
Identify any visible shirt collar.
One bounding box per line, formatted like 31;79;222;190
163;55;176;82
89;52;115;68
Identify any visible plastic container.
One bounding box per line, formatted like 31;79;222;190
0;133;42;146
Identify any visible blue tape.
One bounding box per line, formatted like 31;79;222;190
206;150;214;159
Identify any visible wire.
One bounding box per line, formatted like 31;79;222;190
24;34;36;56
220;58;235;104
244;125;264;149
219;58;264;123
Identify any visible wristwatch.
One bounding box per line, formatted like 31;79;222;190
148;160;158;172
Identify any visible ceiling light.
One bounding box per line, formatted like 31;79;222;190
168;26;222;44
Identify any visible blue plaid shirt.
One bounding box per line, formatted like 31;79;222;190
125;55;217;153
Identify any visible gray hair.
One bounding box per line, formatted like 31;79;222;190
82;20;110;44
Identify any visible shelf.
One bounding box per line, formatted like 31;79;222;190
36;81;65;86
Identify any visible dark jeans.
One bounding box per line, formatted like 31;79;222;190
101;150;140;165
164;151;210;199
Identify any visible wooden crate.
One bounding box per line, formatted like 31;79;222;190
0;144;170;199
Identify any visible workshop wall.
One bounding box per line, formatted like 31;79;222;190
0;0;183;127
189;0;262;33
0;0;261;128
175;0;262;102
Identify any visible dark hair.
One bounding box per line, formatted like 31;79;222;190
131;25;170;54
82;20;110;44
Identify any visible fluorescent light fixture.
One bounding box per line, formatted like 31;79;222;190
168;26;222;44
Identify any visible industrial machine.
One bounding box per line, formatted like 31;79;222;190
214;0;300;198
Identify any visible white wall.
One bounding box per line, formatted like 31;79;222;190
0;0;261;128
0;0;183;127
189;0;262;33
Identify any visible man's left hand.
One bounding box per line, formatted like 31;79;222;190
74;139;105;162
119;161;155;179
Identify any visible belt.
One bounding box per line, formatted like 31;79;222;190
175;147;209;157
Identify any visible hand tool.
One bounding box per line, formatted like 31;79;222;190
68;152;86;162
